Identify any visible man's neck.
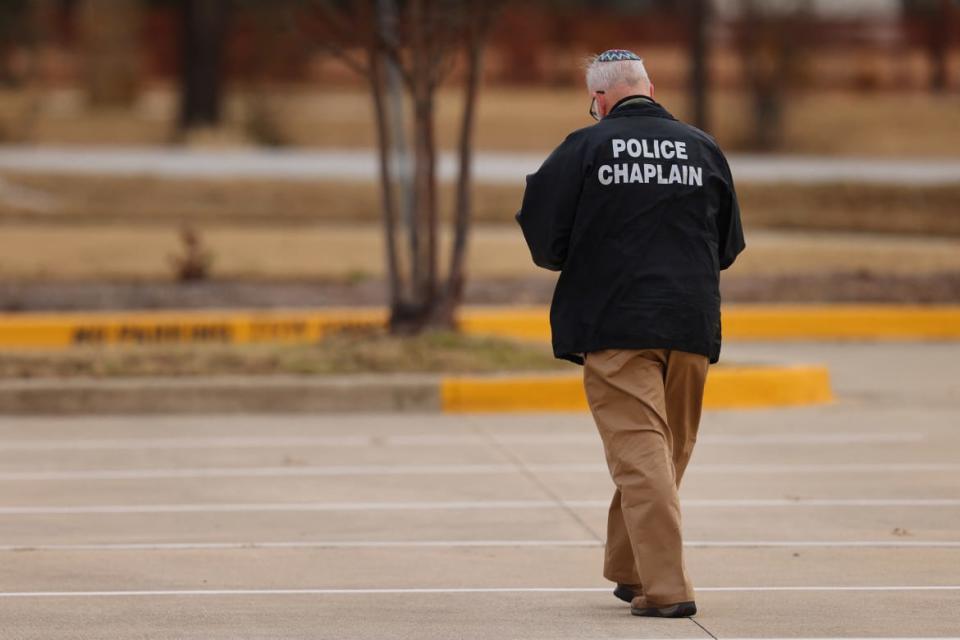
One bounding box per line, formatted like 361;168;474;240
609;94;654;114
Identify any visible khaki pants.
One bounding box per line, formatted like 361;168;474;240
583;348;709;607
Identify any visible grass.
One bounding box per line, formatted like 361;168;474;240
5;87;960;156
0;328;568;379
2;223;960;282
3;172;960;236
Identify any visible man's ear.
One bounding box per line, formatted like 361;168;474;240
649;82;655;99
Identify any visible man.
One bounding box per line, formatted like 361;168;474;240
516;49;745;618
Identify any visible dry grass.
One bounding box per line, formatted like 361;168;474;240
1;222;960;282
0;223;540;280
3;172;959;237
4;87;960;155
0;328;565;379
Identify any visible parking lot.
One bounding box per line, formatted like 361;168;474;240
0;341;958;639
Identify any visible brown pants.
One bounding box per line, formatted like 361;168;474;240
583;348;709;607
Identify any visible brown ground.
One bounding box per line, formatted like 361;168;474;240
4;87;960;156
3;173;960;236
2;271;959;314
0;328;565;379
1;223;959;282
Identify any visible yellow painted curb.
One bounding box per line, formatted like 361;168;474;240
722;304;960;340
0;308;386;349
441;364;833;413
459;305;960;342
1;304;958;349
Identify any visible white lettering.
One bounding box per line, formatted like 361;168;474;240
629;162;643;183
626;139;641;158
644;164;657;182
688;166;702;186
675;141;688;160
669;164;682;184
598;164;613;185
661;140;675;159
613;164;628;184
611;139;626;159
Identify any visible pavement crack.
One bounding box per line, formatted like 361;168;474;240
691;616;718;639
466;418;604;543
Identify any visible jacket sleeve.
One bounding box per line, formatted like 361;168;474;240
717;153;746;271
515;132;587;271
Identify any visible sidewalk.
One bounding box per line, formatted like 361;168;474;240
2;146;960;184
0;364;833;414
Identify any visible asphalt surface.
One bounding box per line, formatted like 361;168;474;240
2;146;960;184
0;341;958;639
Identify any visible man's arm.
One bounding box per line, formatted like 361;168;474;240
717;154;746;271
515;132;588;271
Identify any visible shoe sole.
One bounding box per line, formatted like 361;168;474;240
613;585;635;603
630;602;697;618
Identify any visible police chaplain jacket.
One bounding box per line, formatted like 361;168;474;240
516;95;745;365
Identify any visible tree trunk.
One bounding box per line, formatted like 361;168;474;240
688;0;710;131
368;47;402;310
80;0;142;108
927;0;951;92
178;0;229;131
433;1;487;326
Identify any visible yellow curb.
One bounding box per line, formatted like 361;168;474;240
0;308;386;349
1;304;958;349
722;304;960;339
459;305;960;342
441;364;833;413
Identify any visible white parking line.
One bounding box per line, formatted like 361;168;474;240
1;539;958;552
0;462;956;481
0;585;957;598
0;431;924;451
1;498;959;515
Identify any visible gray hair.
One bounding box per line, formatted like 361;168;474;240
584;55;650;93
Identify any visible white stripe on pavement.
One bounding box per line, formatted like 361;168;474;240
1;539;959;552
1;498;959;515
0;462;955;481
0;585;958;598
0;431;924;451
1;146;959;185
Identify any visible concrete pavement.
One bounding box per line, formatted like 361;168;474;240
0;342;958;638
2;145;960;184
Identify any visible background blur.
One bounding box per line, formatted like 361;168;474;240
0;0;958;376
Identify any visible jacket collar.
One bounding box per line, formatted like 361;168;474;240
606;94;676;121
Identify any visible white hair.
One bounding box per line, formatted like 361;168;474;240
584;56;650;93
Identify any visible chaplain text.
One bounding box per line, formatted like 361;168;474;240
597;137;703;187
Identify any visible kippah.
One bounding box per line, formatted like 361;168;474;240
595;49;642;62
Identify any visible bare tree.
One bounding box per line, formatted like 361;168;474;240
79;0;143;107
687;0;711;131
734;0;812;150
903;0;955;92
178;0;231;131
310;0;502;333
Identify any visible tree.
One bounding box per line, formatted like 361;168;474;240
79;0;143;107
687;0;711;131
178;0;231;131
309;0;502;333
903;0;956;92
734;0;812;150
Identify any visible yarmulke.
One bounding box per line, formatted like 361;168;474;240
596;49;642;62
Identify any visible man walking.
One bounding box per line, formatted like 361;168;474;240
516;49;745;618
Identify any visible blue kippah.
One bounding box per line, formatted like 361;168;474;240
596;49;642;62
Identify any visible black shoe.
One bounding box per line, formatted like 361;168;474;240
613;583;638;603
630;601;697;618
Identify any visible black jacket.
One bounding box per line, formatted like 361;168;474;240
516;96;745;365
